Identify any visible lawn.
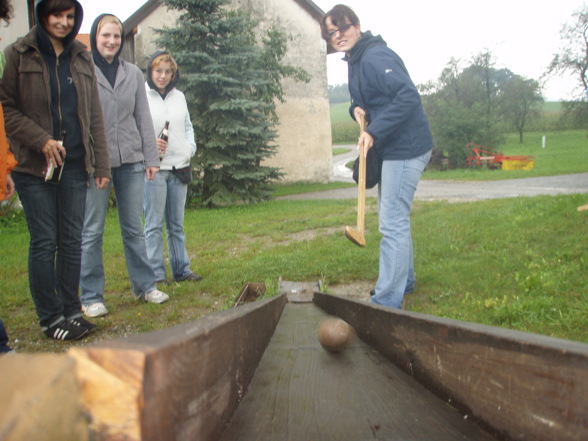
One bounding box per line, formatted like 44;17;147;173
1;190;587;352
1;123;586;352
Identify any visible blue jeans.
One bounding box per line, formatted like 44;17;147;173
144;170;193;281
81;162;157;304
12;163;87;327
372;150;431;309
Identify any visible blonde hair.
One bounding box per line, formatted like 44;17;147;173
97;14;122;35
150;53;178;80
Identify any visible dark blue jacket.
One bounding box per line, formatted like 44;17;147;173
346;32;433;161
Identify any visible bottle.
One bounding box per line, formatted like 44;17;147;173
45;129;67;184
158;121;169;159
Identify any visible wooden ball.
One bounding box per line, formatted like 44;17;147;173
317;317;352;353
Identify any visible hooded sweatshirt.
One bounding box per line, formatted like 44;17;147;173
35;0;85;161
145;51;196;170
89;14;158;168
90;13;122;87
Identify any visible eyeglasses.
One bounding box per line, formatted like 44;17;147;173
327;23;353;40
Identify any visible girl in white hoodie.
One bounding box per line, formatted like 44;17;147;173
144;52;201;283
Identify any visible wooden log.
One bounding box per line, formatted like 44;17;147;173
314;292;588;441
71;294;287;441
0;353;90;441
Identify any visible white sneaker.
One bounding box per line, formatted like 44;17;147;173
143;289;169;304
82;302;108;318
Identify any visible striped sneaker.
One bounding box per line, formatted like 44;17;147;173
68;316;98;334
43;319;88;341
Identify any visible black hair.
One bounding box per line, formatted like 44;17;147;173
0;0;13;23
36;0;77;21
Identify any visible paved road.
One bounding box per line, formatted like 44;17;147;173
280;145;588;201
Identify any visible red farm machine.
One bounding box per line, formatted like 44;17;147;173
466;142;535;170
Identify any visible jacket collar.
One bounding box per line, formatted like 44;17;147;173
344;31;387;64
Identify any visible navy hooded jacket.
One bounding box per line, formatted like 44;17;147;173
346;32;433;161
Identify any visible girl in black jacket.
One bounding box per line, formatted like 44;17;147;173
322;4;433;309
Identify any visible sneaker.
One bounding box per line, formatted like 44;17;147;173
44;319;88;341
82;302;108;318
143;289;169;304
177;273;202;282
69;316;98;334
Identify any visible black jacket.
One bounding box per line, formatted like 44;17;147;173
346;32;434;160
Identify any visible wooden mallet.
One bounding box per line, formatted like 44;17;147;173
345;114;368;247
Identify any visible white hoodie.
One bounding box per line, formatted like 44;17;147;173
145;84;197;170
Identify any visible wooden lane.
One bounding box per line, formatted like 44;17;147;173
219;302;499;441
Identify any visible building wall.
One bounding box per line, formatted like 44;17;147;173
129;1;333;183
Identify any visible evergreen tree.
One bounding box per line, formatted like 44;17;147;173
157;0;309;206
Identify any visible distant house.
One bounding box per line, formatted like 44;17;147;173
123;0;333;183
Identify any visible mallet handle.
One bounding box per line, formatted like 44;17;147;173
356;114;367;232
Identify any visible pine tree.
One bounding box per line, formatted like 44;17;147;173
157;0;309;206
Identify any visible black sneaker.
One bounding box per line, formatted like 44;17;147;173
44;319;89;341
69;316;98;334
177;273;202;282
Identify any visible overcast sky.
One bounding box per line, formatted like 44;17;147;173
78;0;586;101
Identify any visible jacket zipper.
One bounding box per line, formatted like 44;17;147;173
55;56;64;142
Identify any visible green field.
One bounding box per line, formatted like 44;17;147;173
0;124;586;352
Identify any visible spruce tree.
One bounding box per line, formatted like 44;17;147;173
157;0;309;206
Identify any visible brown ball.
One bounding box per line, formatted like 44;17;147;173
317;317;353;353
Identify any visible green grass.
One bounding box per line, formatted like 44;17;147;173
330;102;351;124
1;127;586;352
1;191;587;352
273;181;354;197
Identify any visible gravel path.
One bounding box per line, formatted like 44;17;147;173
280;145;588;202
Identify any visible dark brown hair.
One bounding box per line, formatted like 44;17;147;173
37;0;77;21
320;4;360;41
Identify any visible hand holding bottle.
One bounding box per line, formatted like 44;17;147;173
156;138;167;159
157;121;169;160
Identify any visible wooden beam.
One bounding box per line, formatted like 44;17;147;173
71;294;287;441
0;354;90;441
313;292;588;441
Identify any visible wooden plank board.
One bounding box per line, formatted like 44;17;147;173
0;354;89;441
313;292;588;441
219;303;499;441
71;294;287;441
